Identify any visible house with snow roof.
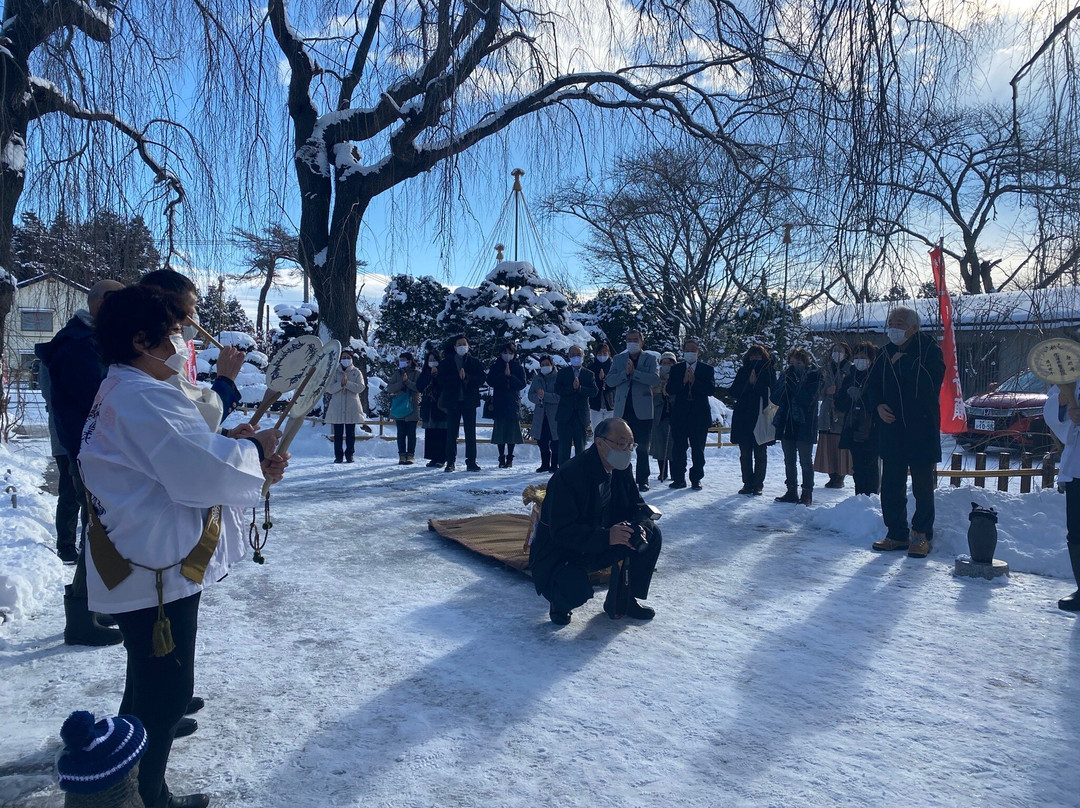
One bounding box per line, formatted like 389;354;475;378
803;286;1080;396
2;271;88;386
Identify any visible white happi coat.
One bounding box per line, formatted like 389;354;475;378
79;365;265;614
1045;382;1080;484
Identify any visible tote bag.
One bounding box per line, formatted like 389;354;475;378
390;392;414;420
753;401;778;445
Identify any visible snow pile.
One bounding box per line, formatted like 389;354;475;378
0;443;67;623
807;484;1071;578
218;331;257;350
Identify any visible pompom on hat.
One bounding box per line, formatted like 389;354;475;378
57;711;147;795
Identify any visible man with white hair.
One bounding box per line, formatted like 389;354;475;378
865;305;945;558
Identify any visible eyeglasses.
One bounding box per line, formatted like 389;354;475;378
599;436;637;452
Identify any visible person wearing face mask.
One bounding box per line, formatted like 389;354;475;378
555;345;598;466
486;341;528;468
34;278;126;647
606;329;661;491
835;342;880;495
79;285;288;808
649;352;678;483
527;354;561;473
138;270;247;433
864;306;945;557
771;347;821;505
417;348;449;468
814;342;854;489
729;344;776;495
441;334;486;472
529;418;662;625
587;341;616;430
666;338;716;491
386;351;420;465
324;349;366;463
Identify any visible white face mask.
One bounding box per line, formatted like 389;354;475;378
626;342;641;355
540;365;553;375
660;364;672;376
887;327;908;346
684;351;698;364
428;360;438;368
854;358;870;371
604;444;633;471
181;312;200;343
500;353;513;363
597;355;610;363
455;345;469;356
144;333;188;375
397;360;408;369
569;356;583;367
831;351;844;363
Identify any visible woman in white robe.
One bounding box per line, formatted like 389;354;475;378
79;285;287;808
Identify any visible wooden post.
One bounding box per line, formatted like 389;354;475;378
950;452;962;488
1020;452;1033;494
975;452;987;488
997;452;1010;492
379;416;384;437
1042;453;1057;490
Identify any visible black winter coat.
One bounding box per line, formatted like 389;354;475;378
666;361;716;429
770;365;820;443
864;331;945;465
34;315;105;458
485;359;527;419
529;445;644;594
587;359;615;411
729;361;776;444
835;366;875;450
438;353;486;409
555;367;598;426
417;365;447;428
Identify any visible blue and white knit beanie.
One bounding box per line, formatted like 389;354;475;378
57;711;147;794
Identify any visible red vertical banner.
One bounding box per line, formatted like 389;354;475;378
931;246;966;433
185;340;198;384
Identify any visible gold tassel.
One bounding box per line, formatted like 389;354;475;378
151;571;175;658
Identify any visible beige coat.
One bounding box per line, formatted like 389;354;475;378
324;366;366;424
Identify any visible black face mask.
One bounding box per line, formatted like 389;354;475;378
749;358;765;370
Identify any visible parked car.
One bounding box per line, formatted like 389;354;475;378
958;369;1057;453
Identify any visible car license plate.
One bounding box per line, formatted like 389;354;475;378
974;418;995;432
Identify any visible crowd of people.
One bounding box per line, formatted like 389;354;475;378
34;283;1080;803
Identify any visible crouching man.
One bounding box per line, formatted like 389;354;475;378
529;417;662;625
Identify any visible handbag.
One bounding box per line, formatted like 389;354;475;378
390;391;414;420
754;400;778;445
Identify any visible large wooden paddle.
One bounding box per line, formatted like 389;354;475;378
1029;338;1080;410
247;336;322;426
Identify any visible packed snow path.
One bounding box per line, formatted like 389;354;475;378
3;431;1079;807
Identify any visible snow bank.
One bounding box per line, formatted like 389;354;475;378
807;484;1071;578
0;442;67;624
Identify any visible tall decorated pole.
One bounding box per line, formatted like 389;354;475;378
931;245;966;433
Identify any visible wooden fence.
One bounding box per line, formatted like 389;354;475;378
938;451;1057;493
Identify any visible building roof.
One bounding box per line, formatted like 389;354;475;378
15;271;90;294
804;286;1080;333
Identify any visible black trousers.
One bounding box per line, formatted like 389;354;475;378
54;454;83;554
624;412;653;487
68;461;90;599
423;427;448;463
880;456;936;540
1065;480;1080;587
737;440;768;488
332;423;356;461
670;424;707;484
557;419;586;466
445;403;477;464
850;442;880;495
781;439;814;490
116;592;201;808
537;417;559;468
396;420;417;455
540;525;663;613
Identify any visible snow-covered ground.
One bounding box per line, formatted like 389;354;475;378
2;422;1079;807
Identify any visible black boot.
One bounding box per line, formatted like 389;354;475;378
64;585;123;647
1060;544;1080;612
657;460;667;482
824;474;845;489
800;487;813;506
505;451;514;468
775;486;799;503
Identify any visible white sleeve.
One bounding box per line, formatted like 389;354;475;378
1044;386;1072;445
113;386;265;509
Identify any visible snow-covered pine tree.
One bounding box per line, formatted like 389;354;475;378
375;275;450;354
437;261;591;368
